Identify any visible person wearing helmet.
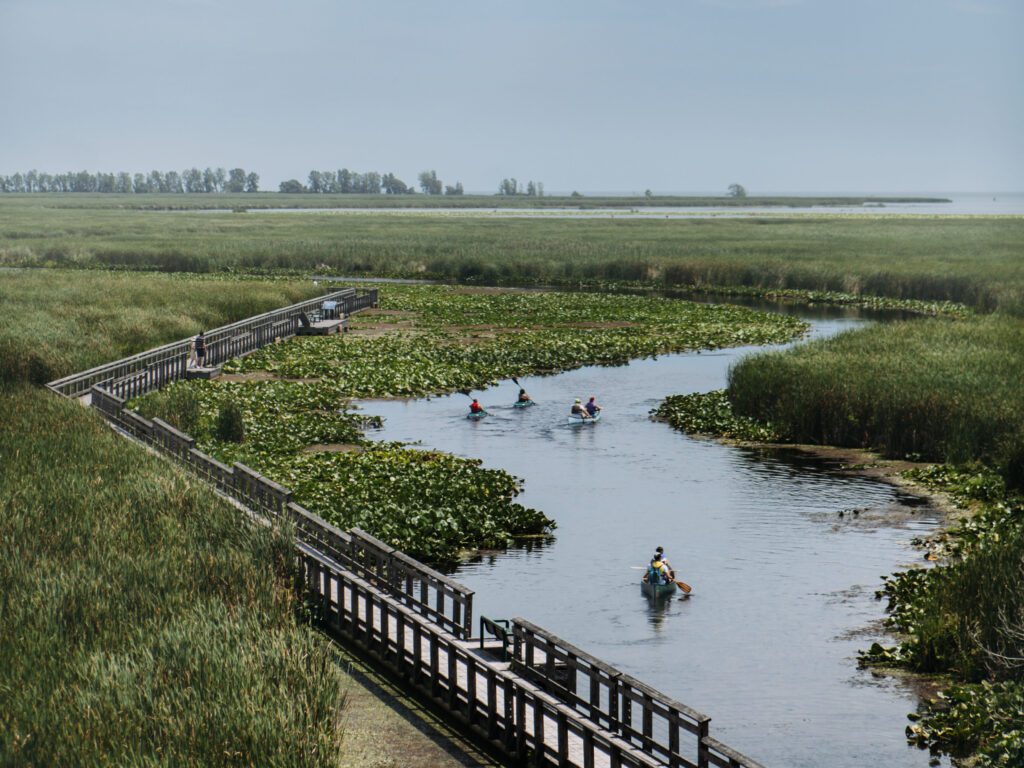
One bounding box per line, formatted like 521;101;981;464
585;396;602;416
570;398;590;418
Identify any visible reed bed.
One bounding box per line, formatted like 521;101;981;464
0;385;346;765
2;199;1022;312
727;316;1024;487
0;270;320;383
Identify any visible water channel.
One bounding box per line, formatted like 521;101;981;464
357;306;947;768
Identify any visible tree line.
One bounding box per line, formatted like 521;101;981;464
280;169;465;195
1;167;547;196
0;168;260;193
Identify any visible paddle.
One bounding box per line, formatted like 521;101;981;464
675;580;692;594
511;376;537;405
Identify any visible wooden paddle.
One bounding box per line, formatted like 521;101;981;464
675;580;692;594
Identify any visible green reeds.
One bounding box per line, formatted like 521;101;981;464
0;385;346;764
2;198;1023;312
727;316;1024;486
0;270;321;383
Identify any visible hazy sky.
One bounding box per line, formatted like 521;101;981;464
1;0;1021;194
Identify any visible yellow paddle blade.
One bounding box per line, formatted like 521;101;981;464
676;580;692;594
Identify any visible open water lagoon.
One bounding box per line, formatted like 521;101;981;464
358;313;948;768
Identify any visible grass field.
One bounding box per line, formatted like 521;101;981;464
1;195;1021;312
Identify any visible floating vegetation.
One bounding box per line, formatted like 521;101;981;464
135;285;805;564
650;390;781;442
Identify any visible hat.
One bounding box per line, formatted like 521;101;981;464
574;398;581;403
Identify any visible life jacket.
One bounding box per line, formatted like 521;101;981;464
470;402;482;413
649;560;668;584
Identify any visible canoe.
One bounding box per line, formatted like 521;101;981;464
567;411;601;425
641;579;677;598
513;400;535;408
467;411;487;420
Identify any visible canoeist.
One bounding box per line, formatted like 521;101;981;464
518;388;532;403
585;396;602;416
646;552;674;585
570;398;590;418
469;399;484;415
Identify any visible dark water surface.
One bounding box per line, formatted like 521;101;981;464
357;314;947;768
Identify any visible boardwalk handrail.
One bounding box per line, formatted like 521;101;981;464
298;542;663;768
512;619;765;768
47;287;376;399
90;384;476;638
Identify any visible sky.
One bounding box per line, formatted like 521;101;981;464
1;0;1021;194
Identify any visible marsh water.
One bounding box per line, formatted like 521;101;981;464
357;309;947;768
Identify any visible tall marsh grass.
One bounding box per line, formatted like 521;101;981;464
0;385;346;765
2;198;1022;312
0;270;320;383
727;316;1024;487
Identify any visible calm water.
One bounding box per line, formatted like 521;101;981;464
243;192;1023;218
357;314;947;768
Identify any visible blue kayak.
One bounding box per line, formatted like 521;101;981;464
467;411;487;420
513;400;535;408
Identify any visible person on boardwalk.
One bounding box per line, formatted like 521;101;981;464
469;398;485;415
192;331;206;368
570;398;590;418
585;396;602;416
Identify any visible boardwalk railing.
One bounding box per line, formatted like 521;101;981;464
298;543;663;768
51;286;769;767
47;287;377;399
512;619;767;768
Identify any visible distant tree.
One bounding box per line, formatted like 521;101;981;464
116;172;133;193
244;172;260;192
279;179;306;193
334;168;350;193
526;181;536;196
645;189;653;198
499;178;519;196
382;173;410;195
570;190;583;198
132;173;149;193
418;170;443;195
727;183;747;198
226;168;247;193
202;167;217;193
214;167;227;192
183;168;203;193
444;182;464;195
308;170;324;193
364;171;382;193
165;170;184;193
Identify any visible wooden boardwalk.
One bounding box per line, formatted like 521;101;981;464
48;285;767;768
